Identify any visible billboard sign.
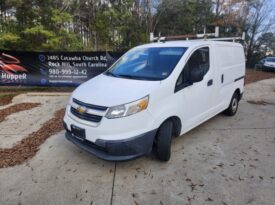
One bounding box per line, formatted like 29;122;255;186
0;51;123;86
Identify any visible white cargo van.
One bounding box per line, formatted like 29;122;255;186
63;40;245;161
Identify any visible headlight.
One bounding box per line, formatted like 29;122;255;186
105;96;149;119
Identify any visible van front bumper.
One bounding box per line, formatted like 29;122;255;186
64;124;157;161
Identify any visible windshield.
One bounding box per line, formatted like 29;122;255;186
266;57;275;62
105;47;187;80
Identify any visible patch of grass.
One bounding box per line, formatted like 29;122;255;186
0;93;19;97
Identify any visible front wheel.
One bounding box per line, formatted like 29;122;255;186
224;92;239;116
155;120;173;161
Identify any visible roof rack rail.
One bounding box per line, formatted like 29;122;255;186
150;26;245;43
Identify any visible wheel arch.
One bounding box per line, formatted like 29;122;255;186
158;116;182;138
234;88;241;100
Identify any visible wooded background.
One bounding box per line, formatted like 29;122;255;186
0;0;275;66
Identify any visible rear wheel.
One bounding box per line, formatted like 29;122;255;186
155;120;173;161
224;92;239;116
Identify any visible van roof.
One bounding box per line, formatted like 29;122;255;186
139;40;243;49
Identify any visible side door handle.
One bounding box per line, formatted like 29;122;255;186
221;74;224;83
207;79;213;86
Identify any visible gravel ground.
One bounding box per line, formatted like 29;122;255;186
0;79;274;205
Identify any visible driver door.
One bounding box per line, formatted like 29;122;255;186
175;46;217;132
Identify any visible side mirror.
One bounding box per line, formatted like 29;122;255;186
190;67;204;83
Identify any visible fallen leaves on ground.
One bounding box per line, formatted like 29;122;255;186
245;70;275;84
0;108;65;168
0;103;41;123
0;94;18;106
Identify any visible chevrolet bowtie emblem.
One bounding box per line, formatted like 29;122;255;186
76;106;86;114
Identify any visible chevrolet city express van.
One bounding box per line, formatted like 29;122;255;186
63;40;245;161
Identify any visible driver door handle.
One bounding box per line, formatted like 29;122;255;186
207;79;213;86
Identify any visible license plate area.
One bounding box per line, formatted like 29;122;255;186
71;125;86;140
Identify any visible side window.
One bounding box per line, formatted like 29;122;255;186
175;47;209;92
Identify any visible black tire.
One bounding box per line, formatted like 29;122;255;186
224;92;239;116
156;120;173;161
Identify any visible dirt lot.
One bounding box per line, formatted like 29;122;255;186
245;69;275;84
0;73;275;205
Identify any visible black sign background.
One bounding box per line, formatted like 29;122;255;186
0;51;123;86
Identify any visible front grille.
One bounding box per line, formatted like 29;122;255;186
73;98;108;111
70;107;103;123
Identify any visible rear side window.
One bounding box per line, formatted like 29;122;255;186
175;47;209;91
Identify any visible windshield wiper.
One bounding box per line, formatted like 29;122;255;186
105;71;120;78
106;72;161;81
105;72;136;79
118;74;138;79
119;74;161;81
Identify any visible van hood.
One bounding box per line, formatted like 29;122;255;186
72;74;161;107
